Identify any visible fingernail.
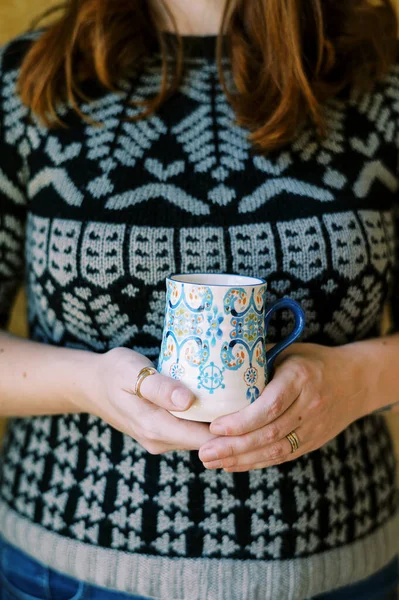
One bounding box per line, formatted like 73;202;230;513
171;388;193;409
200;449;219;462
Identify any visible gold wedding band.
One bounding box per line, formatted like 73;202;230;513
131;366;158;398
286;430;300;453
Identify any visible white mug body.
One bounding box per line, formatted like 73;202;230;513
157;274;269;422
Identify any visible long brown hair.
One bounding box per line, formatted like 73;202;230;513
19;0;398;152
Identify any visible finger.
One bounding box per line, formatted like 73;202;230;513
209;365;301;436
123;365;196;412
259;400;305;450
87;400;172;451
141;372;196;411
108;401;210;453
201;430;304;470
223;452;303;472
108;380;216;450
120;390;216;449
140;403;217;450
199;412;298;463
223;440;310;471
110;416;176;453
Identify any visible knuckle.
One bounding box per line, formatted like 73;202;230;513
106;346;126;365
310;392;323;411
291;359;310;384
268;393;285;419
269;443;285;461
225;442;236;457
264;423;280;444
253;429;266;448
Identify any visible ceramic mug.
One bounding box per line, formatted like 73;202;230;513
157;273;305;422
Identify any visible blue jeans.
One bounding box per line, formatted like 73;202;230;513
0;537;146;600
0;537;397;599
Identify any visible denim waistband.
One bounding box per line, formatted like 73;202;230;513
0;534;397;600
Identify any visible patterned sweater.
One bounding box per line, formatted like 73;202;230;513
0;33;398;600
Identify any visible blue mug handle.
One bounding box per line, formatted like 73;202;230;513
264;298;306;372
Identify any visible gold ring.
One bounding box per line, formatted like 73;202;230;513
286;430;300;453
132;366;158;398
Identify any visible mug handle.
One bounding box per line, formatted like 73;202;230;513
264;298;306;372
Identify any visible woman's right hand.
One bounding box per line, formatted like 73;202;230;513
75;347;216;455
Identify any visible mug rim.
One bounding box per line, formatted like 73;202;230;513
168;272;267;287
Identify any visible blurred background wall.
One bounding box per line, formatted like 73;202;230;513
0;1;399;472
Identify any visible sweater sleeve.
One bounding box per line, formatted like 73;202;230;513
0;41;29;330
385;48;399;333
390;203;399;332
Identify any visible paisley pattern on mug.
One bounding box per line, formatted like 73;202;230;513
221;286;267;401
159;281;212;380
158;281;267;401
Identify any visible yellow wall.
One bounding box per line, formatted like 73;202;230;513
0;0;59;42
0;0;399;468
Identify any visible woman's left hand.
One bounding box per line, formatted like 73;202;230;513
198;343;372;472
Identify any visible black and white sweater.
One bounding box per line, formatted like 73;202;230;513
0;33;398;600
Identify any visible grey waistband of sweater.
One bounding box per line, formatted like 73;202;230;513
0;501;398;600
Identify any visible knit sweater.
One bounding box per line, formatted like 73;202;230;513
0;32;398;600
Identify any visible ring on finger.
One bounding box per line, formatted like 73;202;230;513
286;430;300;453
124;366;157;398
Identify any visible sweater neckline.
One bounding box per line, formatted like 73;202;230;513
162;32;222;60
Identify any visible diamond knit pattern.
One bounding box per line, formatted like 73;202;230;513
0;33;398;597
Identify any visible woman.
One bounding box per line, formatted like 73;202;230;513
0;0;398;598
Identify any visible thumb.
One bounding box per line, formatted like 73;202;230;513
128;368;195;412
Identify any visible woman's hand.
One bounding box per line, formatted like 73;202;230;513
198;343;372;472
76;347;216;455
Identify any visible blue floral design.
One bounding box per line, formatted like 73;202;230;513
167;305;204;341
244;367;258;386
197;362;225;394
231;308;263;344
206;306;224;347
169;362;185;380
